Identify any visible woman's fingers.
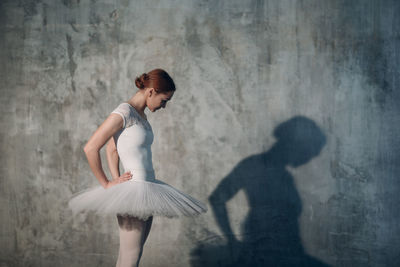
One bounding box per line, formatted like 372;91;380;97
119;172;132;183
123;171;132;176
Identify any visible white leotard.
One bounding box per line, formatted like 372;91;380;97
111;102;155;181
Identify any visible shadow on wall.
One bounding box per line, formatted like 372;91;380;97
190;116;330;267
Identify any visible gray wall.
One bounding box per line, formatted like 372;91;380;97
1;0;399;266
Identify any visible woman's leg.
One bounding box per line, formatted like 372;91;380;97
115;214;151;267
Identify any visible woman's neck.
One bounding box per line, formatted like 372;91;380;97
127;91;147;117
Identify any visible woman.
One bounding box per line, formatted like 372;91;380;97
68;68;207;267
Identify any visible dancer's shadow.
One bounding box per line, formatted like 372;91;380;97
190;116;330;267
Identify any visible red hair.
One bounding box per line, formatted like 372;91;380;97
135;68;176;93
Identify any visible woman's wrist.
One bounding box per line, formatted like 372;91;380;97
102;180;110;189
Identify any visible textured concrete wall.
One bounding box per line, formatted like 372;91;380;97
1;0;399;266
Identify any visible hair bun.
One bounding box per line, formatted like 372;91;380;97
135;73;148;89
133;69;176;93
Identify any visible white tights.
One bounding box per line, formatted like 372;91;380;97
116;214;153;267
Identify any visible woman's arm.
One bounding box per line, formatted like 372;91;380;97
83;113;131;189
106;136;121;180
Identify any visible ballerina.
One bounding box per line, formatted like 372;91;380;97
68;68;207;267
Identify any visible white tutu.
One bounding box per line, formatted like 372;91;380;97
68;169;208;221
69;103;208;221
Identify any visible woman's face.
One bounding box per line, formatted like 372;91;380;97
147;89;174;112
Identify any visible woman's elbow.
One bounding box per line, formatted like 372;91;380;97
83;144;97;154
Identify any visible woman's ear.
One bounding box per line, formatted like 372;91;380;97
148;87;155;97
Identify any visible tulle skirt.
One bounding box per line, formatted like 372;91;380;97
68;170;208;221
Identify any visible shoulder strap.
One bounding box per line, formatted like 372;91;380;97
111;103;139;128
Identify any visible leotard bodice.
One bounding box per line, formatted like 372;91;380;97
111;103;155;181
